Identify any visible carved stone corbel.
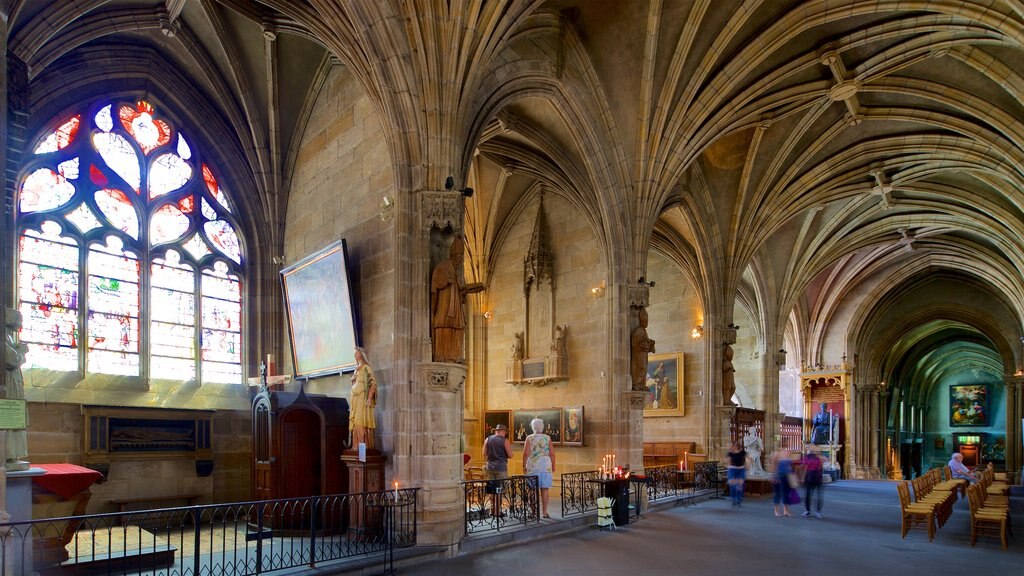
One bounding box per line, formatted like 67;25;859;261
421;191;463;232
419;362;466;393
627;285;649;309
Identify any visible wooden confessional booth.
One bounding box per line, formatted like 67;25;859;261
251;386;349;503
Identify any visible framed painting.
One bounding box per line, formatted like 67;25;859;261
482;410;511;444
561;406;584;445
512;408;562;443
644;352;684;417
949;384;988;426
281;240;359;378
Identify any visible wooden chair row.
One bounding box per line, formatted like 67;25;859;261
966;482;1012;550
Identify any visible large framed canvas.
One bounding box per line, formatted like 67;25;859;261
512;408;562;443
644;352;684;417
950;384;988;426
482;410;511;444
561;406;584;445
281;240;359;378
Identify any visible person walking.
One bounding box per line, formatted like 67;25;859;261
726;440;747;506
800;446;824;518
523;418;557;518
771;447;796;517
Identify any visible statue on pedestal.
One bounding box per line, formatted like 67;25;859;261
630;307;655;392
810;402;838;445
4;309;30;471
349;346;377;449
430;237;484;363
722;343;737;406
743;427;765;475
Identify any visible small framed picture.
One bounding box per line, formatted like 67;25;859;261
643;352;684;417
482;410;511;443
561;406;584;445
512;408;562;443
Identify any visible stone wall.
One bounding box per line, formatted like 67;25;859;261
27;402;251;512
282;63;396;450
642;250;708;452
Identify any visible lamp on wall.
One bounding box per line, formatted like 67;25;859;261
690;324;703;339
379;196;394;222
591;280;606;298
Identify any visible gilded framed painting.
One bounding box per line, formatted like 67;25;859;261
512;408;562;443
561;406;584;445
949;384;987;426
281;240;359;378
482;410;511;444
644;352;684;417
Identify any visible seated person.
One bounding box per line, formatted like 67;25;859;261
948;452;977;484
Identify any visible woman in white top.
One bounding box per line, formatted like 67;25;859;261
523;418;557;518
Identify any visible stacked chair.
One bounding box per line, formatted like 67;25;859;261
897;481;937;541
911;470;956;529
966;482;1011;550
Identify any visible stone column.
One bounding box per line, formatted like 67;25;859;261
714;406;738;460
623;285;649;471
869;384;880;478
408;190;467;547
1003;375;1023;483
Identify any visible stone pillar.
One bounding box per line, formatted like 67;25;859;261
1003;375;1023;483
714;406;738;460
869;384;880;478
413;362;466;546
623;285;649;471
763;411;785;456
409;190;469;548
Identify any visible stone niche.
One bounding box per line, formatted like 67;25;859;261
82;405;214;475
505;195;568;387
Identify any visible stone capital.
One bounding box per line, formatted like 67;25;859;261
624;390;647;411
418;362;465;393
626;285;649;309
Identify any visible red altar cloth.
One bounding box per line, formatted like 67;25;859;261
32;464;103;499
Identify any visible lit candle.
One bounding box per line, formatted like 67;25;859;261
394;480;399;501
266;354;274;376
680;459;684;472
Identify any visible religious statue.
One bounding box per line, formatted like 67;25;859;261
430;236;484;363
743;426;765;475
630;307;656;391
722;343;737;406
810;402;837;445
4;309;30;471
349;346;377;449
510;331;524;361
550;324;567;356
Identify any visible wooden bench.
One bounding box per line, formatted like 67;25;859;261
110;494;203;523
643;441;697;468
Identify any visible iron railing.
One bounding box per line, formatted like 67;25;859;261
693;461;726;495
558;470;603;517
0;489;418;576
462;475;539;534
641;465;685;502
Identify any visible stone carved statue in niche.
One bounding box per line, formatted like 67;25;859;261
430;236;484;363
4;308;29;470
630;307;656;392
511;331;524;361
722;343;737;406
550;324;567;356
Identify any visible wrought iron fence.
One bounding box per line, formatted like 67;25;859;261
558;470;603;517
0;489;418;576
641;465;684;502
693;461;726;494
462;475;539;534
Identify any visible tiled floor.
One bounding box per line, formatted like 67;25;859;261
388;480;1023;575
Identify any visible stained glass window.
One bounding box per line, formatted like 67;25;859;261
17;99;245;385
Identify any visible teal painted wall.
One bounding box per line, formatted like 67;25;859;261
923;369;1005;470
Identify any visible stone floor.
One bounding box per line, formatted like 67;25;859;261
343;479;1022;576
